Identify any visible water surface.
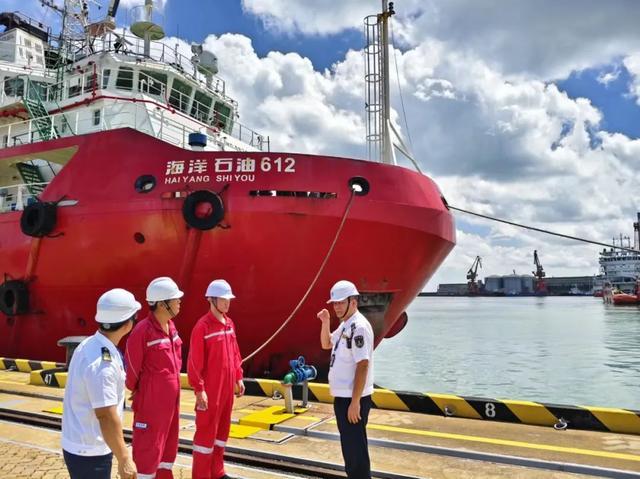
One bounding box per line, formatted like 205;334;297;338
374;296;640;409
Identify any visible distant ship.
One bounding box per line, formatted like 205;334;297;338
593;214;640;295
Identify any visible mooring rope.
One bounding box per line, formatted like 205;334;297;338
449;205;640;253
242;189;357;364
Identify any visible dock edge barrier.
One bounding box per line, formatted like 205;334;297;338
21;367;640;435
0;357;65;373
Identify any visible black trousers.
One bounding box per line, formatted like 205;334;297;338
333;395;372;479
63;449;112;479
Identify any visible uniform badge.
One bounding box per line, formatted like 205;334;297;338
354;335;364;348
101;347;112;362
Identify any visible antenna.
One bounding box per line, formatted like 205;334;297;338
131;0;165;57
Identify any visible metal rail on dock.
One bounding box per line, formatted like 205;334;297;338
0;388;639;479
0;403;418;479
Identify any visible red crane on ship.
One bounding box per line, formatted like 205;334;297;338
532;250;547;294
466;256;482;294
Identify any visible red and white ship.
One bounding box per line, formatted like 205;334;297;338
0;2;455;377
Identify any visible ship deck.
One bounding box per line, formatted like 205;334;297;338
0;369;638;478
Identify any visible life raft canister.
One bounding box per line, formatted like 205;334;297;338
182;190;225;230
0;280;30;316
20;201;57;237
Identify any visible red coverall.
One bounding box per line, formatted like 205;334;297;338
187;311;243;479
125;314;183;479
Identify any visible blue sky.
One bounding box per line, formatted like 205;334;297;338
157;0;362;71
558;64;640;139
9;0;640;287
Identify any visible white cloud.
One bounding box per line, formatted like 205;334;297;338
118;0;168;14
199;33;366;158
244;0;640;80
624;54;640;105
597;67;621;86
242;0;422;36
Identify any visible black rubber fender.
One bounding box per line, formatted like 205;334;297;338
20;201;57;237
182;190;225;230
0;280;29;316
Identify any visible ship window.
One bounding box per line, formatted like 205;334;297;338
24;39;32;48
84;72;97;93
68;76;82;98
4;77;24;97
116;67;134;91
191;91;213;122
169;78;192;113
35;43;42;53
213;102;232;132
139;70;167;97
2;135;7;148
93;109;101;126
102;69;111;89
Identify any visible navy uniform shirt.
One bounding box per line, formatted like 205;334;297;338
61;332;125;456
328;311;374;398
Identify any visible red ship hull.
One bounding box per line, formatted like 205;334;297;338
0;129;455;377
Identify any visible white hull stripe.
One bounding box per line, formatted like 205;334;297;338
204;330;234;340
214;439;226;447
158;462;174;469
193;444;214;454
147;338;171;347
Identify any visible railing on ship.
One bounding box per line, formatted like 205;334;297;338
0;106;269;152
54;32;230;101
0;182;49;214
0;70;267;151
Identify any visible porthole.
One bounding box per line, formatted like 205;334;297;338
135;175;156;193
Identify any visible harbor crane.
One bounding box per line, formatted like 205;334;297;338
466;256;482;294
532;250;547;294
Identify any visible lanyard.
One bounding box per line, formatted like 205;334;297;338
333;323;355;352
333;326;346;352
330;323;355;369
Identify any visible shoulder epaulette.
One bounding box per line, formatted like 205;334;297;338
101;347;112;362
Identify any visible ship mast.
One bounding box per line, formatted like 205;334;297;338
380;1;393;164
364;2;395;164
41;1;103;78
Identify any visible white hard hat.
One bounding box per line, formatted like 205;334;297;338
205;279;235;299
146;277;184;303
95;288;142;324
327;280;359;303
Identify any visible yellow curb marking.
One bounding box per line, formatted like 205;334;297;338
342;422;640;462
